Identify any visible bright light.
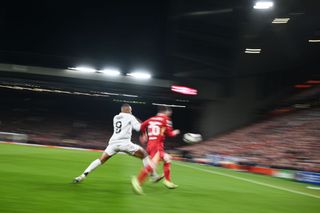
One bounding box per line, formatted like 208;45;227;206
245;48;261;54
68;66;96;73
100;92;120;96
308;39;320;43
272;18;290;24
152;103;186;108
122;94;139;98
98;68;121;76
127;71;152;80
171;85;198;95
253;1;274;9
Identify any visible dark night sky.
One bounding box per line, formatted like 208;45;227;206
1;1;169;74
1;0;320;83
1;0;320;138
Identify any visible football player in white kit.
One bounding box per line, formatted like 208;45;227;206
73;103;158;183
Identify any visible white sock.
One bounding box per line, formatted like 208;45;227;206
143;157;150;168
143;157;158;176
83;159;101;176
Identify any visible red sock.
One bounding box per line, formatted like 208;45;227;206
138;165;153;185
164;162;171;181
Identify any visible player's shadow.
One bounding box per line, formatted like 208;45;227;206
34;178;177;197
34;179;136;195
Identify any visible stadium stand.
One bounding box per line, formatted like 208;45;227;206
0;106;112;149
1;90;319;172
180;107;320;172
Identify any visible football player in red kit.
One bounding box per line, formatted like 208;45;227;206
131;106;180;194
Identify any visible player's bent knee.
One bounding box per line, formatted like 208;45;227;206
163;153;172;163
141;148;148;158
100;153;111;163
133;148;146;159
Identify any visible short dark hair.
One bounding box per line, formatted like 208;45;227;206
158;105;172;113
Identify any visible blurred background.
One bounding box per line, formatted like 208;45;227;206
0;0;320;176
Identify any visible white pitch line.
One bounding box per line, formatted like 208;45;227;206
307;186;320;190
174;161;320;200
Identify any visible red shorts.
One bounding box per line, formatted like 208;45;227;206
147;142;164;159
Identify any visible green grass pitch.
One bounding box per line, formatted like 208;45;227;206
0;143;320;213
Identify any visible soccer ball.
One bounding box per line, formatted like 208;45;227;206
183;133;202;144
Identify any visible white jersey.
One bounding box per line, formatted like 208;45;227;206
108;112;141;144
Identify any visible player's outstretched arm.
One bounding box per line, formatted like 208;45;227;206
166;129;180;137
131;115;142;132
166;127;180;137
165;118;180;137
172;129;180;136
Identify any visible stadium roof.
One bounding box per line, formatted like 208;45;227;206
1;0;320;100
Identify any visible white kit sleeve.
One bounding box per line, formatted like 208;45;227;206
131;115;141;132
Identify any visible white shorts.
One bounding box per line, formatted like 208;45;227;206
104;142;142;156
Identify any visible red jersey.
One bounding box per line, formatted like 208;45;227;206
140;113;177;153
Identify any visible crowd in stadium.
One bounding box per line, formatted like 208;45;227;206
0;107;110;149
181;107;320;172
1;99;320;172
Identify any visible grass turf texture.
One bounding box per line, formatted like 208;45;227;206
0;143;319;213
